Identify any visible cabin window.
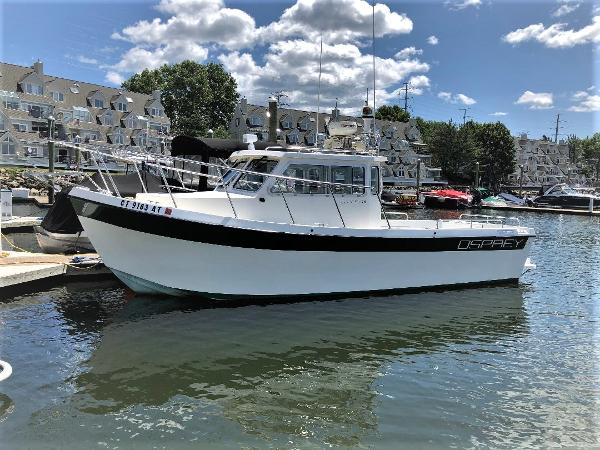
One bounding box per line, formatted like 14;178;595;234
272;164;327;194
331;166;365;194
370;166;380;195
234;159;278;192
221;160;247;185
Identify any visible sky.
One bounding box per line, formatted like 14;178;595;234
1;0;599;138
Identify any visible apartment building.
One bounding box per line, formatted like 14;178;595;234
506;134;589;188
229;98;444;186
0;60;171;168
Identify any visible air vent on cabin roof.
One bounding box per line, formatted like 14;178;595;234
70;83;80;94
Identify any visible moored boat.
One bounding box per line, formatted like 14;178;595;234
68;137;535;299
533;183;600;209
422;189;472;209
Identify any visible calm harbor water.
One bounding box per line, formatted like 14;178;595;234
0;211;599;448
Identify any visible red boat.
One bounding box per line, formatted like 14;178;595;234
422;189;473;209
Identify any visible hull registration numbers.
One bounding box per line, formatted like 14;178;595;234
120;199;170;215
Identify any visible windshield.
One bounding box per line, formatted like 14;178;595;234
233;158;279;192
220;160;247;185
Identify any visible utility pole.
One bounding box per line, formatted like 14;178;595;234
459;108;469;126
402;82;409;112
554;113;560;143
270;90;289;107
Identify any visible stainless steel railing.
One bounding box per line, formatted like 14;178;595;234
56;141;395;228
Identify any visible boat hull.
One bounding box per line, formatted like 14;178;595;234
71;190;533;299
34;226;94;254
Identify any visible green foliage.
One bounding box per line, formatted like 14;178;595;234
416;118;514;187
375;105;410;122
473;122;515;189
121;61;239;137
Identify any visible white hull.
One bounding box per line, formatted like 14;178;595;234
78;215;532;298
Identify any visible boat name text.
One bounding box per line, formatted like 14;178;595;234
457;238;526;250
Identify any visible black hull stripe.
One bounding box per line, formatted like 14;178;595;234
70;196;529;252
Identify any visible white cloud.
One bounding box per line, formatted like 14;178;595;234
552;1;580;18
112;41;208;73
105;71;125;86
445;0;481;11
455;93;476;105
218;40;429;112
107;0;425;113
394;46;422;60
515;90;554;109
114;0;257;50
427;35;439;45
76;55;99;65
407;75;430;95
259;0;413;44
438;91;452;102
490;111;508;116
438;91;476;105
568;91;600;112
503;16;600;48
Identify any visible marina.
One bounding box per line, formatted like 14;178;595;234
1;0;599;447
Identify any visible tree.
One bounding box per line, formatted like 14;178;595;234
473;122;515;190
375;105;410;122
121;61;239;137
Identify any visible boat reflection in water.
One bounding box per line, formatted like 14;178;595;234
66;287;527;446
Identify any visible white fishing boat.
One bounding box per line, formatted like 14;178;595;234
67;133;536;299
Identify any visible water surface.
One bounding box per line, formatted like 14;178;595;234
0;211;598;448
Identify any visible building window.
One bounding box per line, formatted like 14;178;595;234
117;102;127;112
151;107;162;117
26;83;43;95
51;91;64;102
13;123;27;132
73;107;91;123
0;114;5;131
113;133;124;145
102;111;113;126
1;91;20;109
286;131;300;144
94;98;104;108
1;137;17;155
248;115;263;127
281;116;293;129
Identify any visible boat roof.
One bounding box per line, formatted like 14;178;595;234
231;148;387;163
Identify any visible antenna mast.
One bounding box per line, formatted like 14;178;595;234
316;35;323;147
372;0;376;136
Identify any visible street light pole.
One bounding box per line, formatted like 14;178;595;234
47;115;55;204
518;164;524;198
475;161;480;189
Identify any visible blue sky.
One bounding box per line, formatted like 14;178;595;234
1;0;598;138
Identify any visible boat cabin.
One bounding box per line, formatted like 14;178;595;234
137;149;388;228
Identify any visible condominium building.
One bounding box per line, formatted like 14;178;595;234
0;60;171;168
229;98;444;186
506;134;588;188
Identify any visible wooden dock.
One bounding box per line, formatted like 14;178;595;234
479;204;599;217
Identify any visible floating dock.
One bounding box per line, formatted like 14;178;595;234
1;216;43;233
0;251;113;295
479;204;599;217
